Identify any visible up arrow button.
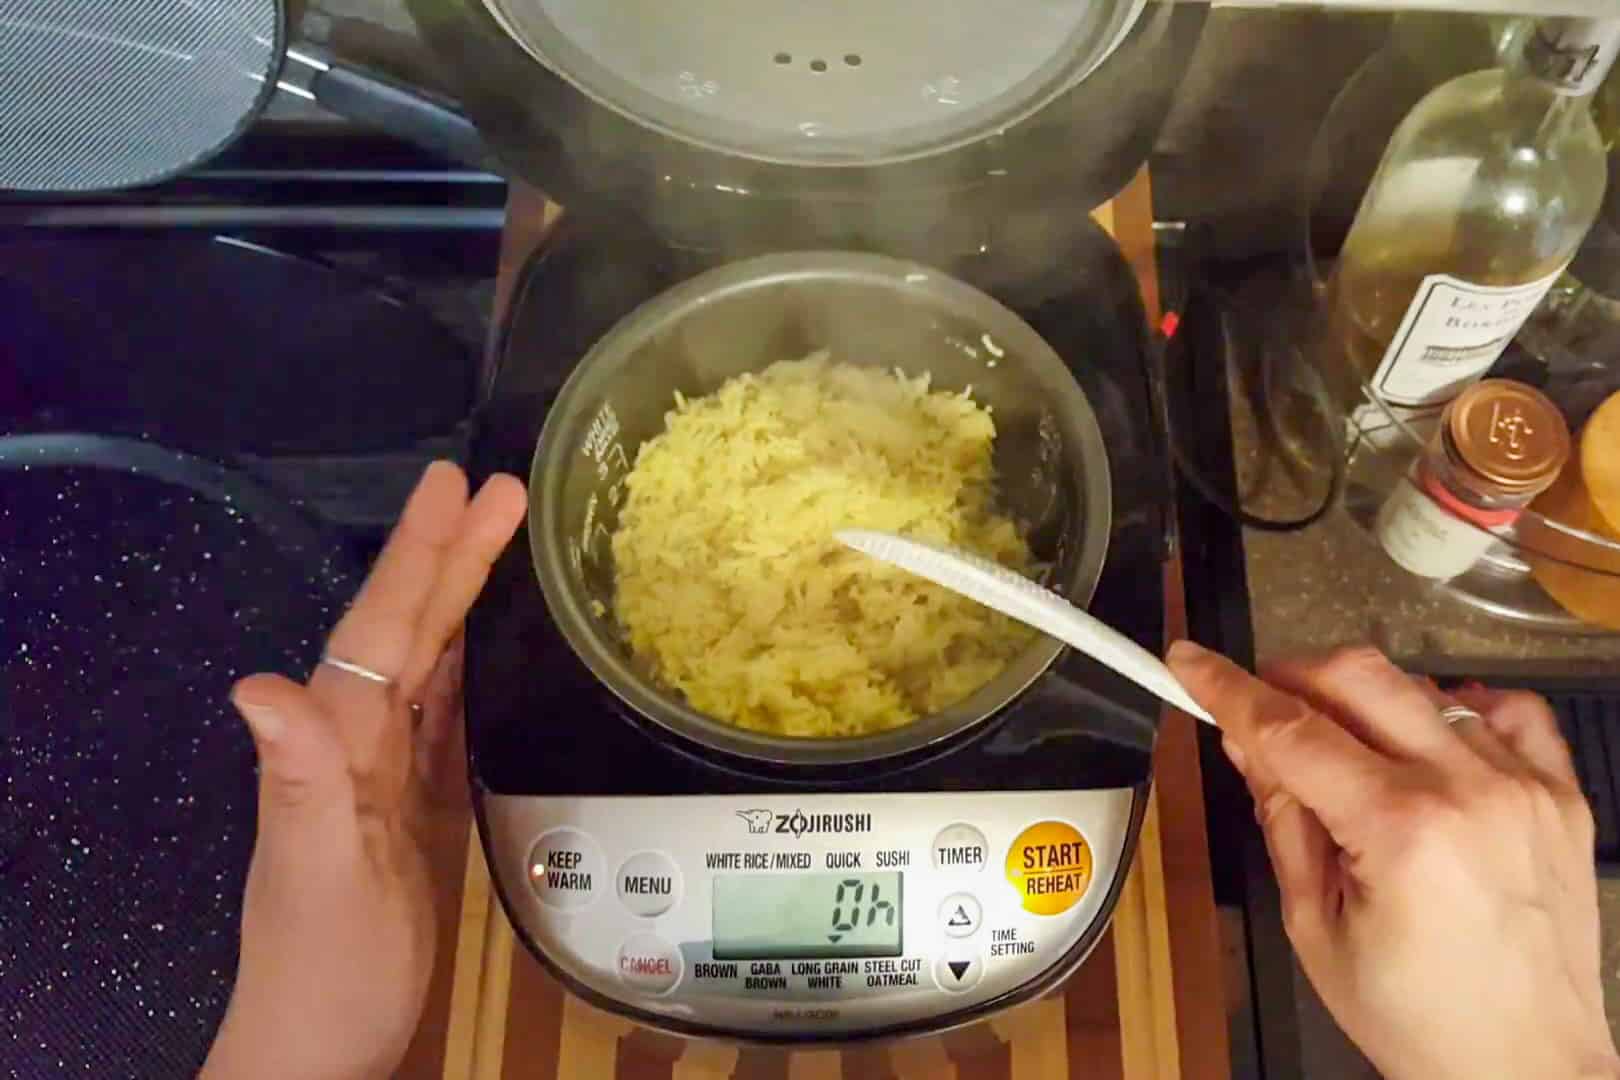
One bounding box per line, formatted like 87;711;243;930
938;892;983;938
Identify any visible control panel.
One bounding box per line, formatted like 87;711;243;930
481;789;1138;1037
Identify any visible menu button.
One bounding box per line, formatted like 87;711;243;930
617;851;681;918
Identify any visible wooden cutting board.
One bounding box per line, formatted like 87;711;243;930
398;169;1228;1080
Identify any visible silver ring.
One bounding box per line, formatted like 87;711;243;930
1440;704;1484;726
319;655;394;686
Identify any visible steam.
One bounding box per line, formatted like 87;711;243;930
546;0;1184;277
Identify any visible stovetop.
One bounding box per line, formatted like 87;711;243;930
0;139;503;1077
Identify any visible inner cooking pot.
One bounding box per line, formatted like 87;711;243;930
530;252;1111;766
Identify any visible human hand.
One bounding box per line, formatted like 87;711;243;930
201;462;526;1080
1167;641;1618;1080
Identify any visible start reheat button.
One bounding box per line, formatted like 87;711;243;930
1005;821;1093;915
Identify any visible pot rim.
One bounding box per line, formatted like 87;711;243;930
529;250;1111;766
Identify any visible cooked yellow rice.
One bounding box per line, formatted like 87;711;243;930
611;353;1035;737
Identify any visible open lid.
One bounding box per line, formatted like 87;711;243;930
479;0;1144;166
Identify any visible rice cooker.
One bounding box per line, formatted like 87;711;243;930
464;205;1170;1041
428;0;1195;1045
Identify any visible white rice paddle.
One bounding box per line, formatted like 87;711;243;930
835;529;1216;726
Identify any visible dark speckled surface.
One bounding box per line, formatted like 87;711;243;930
1;446;353;1078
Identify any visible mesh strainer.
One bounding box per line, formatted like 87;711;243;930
0;0;493;193
1;0;279;191
480;0;1146;166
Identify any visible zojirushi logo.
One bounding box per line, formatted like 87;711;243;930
735;808;873;838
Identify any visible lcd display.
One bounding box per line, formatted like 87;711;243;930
712;873;902;960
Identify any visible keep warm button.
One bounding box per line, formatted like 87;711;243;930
1005;821;1093;915
527;828;604;912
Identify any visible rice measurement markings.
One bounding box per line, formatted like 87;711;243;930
578;403;631;565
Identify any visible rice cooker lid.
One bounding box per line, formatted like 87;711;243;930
479;0;1145;167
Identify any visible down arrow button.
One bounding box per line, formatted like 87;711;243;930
933;950;983;993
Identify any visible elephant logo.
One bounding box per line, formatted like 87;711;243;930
735;809;774;834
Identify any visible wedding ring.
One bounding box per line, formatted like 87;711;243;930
1439;704;1484;726
319;654;394;686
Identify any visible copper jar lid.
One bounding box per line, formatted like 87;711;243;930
1445;379;1571;497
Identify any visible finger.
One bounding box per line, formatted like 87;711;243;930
398;474;527;701
413;637;468;810
1452;687;1580;793
314;463;469;784
1257;791;1337;947
1168;640;1392;855
1455;687;1600;923
1419;683;1525;778
1221;734;1250;779
322;461;470;687
416;635;464;758
1260;647;1457;762
1394;674;1523;776
233;674;354;843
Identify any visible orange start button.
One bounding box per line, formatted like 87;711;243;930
1005;821;1093;915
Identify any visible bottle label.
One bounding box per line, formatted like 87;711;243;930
1375;475;1500;581
1526;18;1620;96
1370;266;1567;409
1348;400;1440;455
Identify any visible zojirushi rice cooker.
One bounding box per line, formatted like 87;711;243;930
465;213;1170;1041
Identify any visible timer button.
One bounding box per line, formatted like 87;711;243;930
617;933;683;995
616;851;681;918
939;892;983;938
933;948;984;994
527;827;604;911
932;823;988;873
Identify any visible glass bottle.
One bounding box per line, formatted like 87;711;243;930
1376;379;1570;580
1596;59;1620;148
1317;18;1618;440
1303;13;1529;293
1511;148;1620;430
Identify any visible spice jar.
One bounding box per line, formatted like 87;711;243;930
1376;379;1571;580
